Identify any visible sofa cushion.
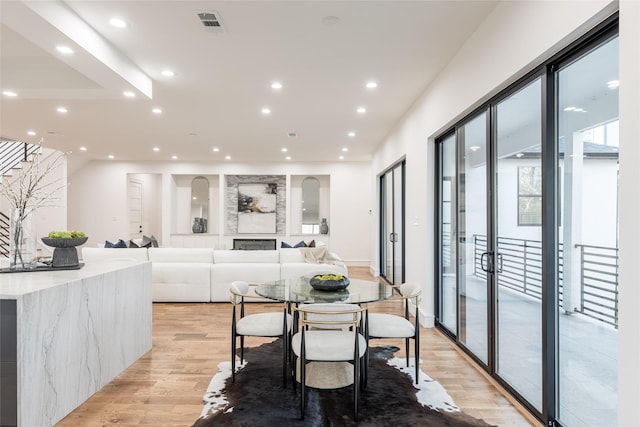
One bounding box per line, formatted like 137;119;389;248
148;247;213;263
279;248;305;263
210;263;281;302
152;263;211;302
213;250;279;263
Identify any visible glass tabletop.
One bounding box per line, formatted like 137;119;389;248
255;276;394;304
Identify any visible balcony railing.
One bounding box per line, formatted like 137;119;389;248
472;235;618;328
575;244;618;328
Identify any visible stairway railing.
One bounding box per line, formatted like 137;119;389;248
1;140;42;257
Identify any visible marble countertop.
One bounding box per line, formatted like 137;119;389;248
0;259;149;299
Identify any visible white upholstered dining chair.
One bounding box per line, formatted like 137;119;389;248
291;303;367;421
366;282;421;383
230;280;292;385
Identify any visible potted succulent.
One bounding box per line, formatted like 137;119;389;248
41;230;88;268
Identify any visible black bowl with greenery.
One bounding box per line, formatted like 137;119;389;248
308;274;350;291
41;231;87;267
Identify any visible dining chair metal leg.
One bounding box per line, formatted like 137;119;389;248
231;323;237;382
353;353;360;421
414;328;420;383
240;335;245;363
282;308;288;387
300;345;306;419
405;337;410;368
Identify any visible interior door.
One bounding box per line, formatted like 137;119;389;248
127;178;143;240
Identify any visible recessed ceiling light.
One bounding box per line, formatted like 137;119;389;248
339;155;345;160
152;108;162;114
79;146;87;151
261;108;271;115
271;82;283;90
56;46;74;55
192;196;197;200
225;155;231;160
286;156;291;160
2;90;17;97
342;147;349;152
27;131;36;136
281;148;288;152
153;147;160;152
57;107;68;113
172;155;178;160
356;107;366;114
516;153;524;158
213;147;220;152
607;80;619;89
109;18;127;28
108;155;114;159
348;131;356;137
161;69;175;77
123;91;135;98
564;106;576;111
366;81;378;89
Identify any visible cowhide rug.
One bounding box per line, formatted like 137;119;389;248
192;340;495;427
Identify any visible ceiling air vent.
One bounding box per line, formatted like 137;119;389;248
197;12;225;33
287;132;298;138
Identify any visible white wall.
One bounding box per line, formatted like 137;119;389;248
67;160;372;265
617;1;640;424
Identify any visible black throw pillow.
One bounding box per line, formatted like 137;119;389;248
281;241;292;248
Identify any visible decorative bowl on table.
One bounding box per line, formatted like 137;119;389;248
308;274;350;291
41;237;88;248
41;234;88;268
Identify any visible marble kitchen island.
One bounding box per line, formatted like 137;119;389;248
0;260;152;427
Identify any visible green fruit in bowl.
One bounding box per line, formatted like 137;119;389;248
47;230;86;239
314;274;344;281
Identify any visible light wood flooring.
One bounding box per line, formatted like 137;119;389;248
56;268;540;426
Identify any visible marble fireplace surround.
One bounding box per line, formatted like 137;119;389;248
0;260;152;427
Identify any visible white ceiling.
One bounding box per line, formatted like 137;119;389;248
0;1;498;163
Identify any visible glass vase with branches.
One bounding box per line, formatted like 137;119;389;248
0;140;67;269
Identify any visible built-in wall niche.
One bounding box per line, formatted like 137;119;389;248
191;177;209;232
171;174;219;234
291;175;330;235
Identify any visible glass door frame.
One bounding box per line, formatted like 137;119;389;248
434;13;618;425
379;159;406;285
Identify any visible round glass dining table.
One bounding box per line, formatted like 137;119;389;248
255;275;394;304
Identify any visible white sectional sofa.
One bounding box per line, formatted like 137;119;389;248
81;247;347;303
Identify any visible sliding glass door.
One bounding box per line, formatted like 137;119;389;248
435;18;618;426
380;161;405;285
495;78;543;411
556;34;619;427
458;113;488;363
438;134;457;333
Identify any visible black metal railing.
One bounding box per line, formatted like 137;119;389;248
1;140;41;256
575;244;618;328
0;211;9;257
472;234;617;328
1;140;40;176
